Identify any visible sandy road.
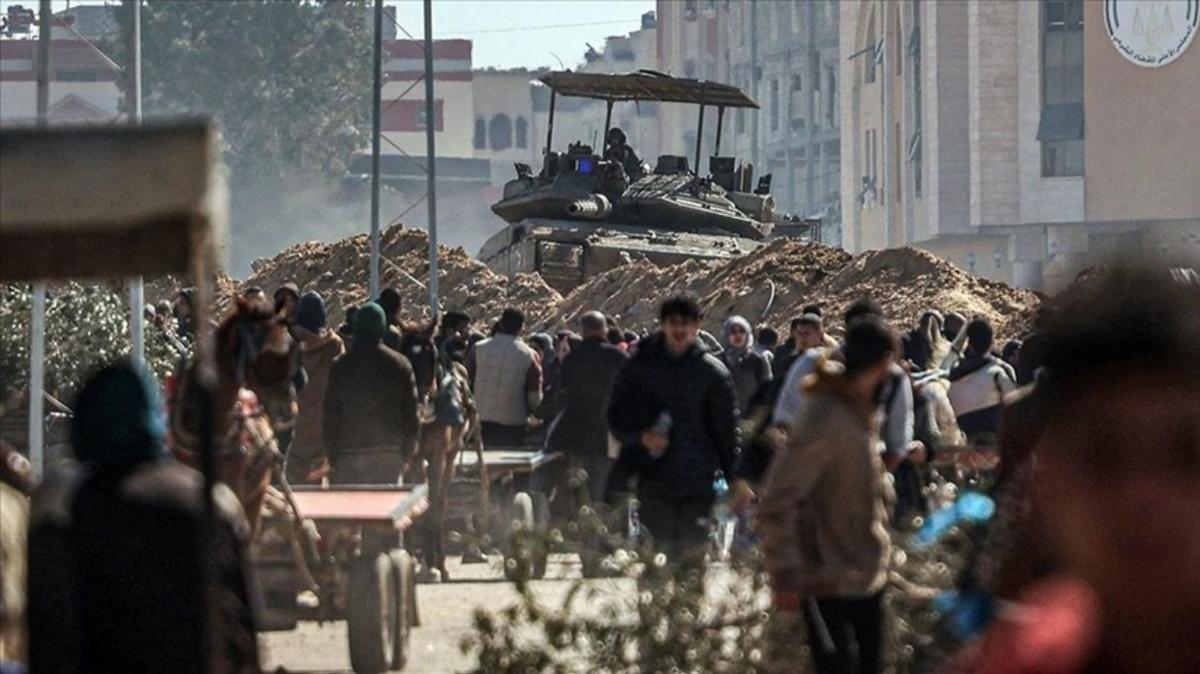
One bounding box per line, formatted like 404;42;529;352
260;555;583;674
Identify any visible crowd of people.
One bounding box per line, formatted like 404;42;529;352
1;261;1196;674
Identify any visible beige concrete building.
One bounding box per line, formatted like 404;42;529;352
472;68;541;183
840;0;1200;291
655;0;729;161
540;12;661;162
726;0;841;230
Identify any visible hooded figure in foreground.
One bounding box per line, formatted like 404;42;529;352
27;361;260;674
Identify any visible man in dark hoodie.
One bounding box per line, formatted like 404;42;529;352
948;318;1016;444
546;311;629;502
288;291;345;484
27;362;260;674
606;295;739;564
377;287;406;353
323;303;420;485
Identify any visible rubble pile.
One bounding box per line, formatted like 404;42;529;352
553;240;1040;338
237;225;563;329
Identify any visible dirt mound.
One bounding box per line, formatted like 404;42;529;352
150;224;1038;341
554;240;1039;339
804;247;1039;338
235;225;562;329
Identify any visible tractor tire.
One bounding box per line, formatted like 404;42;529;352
347;552;399;673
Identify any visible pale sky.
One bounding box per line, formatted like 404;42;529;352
50;0;657;71
392;0;656;70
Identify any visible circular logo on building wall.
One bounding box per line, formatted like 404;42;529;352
1105;0;1198;67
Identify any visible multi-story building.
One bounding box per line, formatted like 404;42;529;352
380;39;474;158
0;23;121;126
655;1;842;234
840;0;1199;291
572;11;660;161
655;0;728;163
472;67;542;179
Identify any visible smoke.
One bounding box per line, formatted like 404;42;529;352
222;168;510;277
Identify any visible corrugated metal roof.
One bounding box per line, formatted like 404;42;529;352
539;70;759;109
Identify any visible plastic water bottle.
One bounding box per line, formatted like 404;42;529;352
711;473;734;560
914;491;996;548
648;411;672;458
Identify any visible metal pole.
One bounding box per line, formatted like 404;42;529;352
749;1;760;171
30;0;51;480
714;105;725;156
693;104;705;177
129;0;144;363
423;0;439;316
544;89;556;155
369;0;383;299
602;99;613;148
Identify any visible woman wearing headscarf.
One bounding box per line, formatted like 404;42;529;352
719;315;772;415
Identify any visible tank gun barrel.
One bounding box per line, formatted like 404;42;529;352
566;194;612;219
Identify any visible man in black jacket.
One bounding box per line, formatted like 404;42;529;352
323;303;421;485
546;311;628;502
607;295;740;564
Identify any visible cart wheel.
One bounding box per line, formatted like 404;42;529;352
347;552;399;674
580;549;606;578
388;550;415;668
390;549;420;629
503;492;549;581
529;489;550;531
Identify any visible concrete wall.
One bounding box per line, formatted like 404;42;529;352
927;0;971;239
967;0;1020;228
1083;1;1200;224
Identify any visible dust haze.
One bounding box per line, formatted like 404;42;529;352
223;171;506;279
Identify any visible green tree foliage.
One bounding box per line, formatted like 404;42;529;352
112;0;372;179
105;0;375;270
0;284;181;405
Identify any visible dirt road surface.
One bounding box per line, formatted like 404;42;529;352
261;555;583;674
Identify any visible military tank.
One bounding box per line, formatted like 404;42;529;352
479;70;777;294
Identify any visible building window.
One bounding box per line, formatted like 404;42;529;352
770;78;780;131
684;0;697;20
1039;0;1084;177
473;117;486;149
489;114;512;150
515;116;528;149
864;11;877;84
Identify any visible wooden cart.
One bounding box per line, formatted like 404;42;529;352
446;445;563;580
254;483;428;673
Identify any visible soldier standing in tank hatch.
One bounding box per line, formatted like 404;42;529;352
604;127;643;179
